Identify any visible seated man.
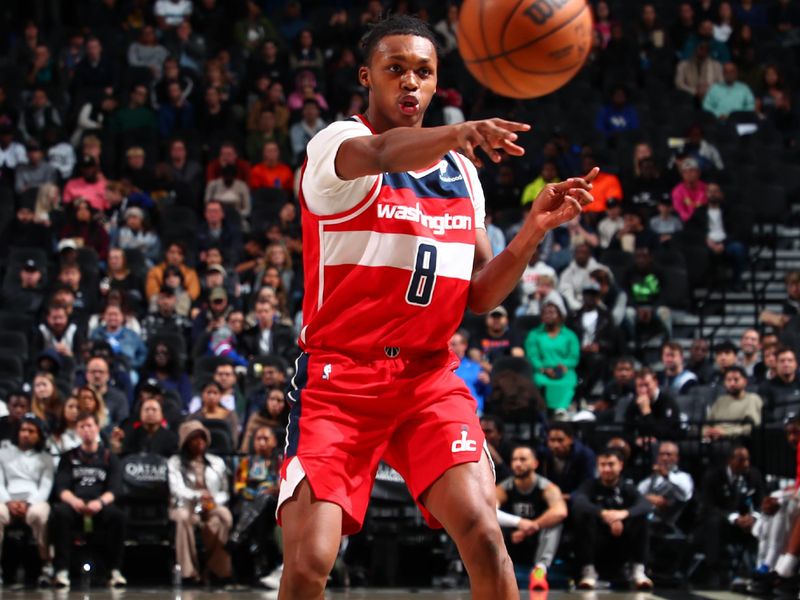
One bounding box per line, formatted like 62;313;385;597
704;366;763;440
538;423;596;501
0;414;54;584
495;445;567;591
110;397;178;457
0;390;31;447
625;367;681;444
658;341;698;396
637;441;694;531
698;445;765;587
572;448;653;590
50;412;126;588
168;421;232;583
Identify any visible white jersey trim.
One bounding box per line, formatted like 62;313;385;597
322;230;475;282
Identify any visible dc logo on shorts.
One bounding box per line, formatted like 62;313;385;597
451;427;477;453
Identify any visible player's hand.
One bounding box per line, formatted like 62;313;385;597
455;119;530;167
610;520;624;537
528;168;599;232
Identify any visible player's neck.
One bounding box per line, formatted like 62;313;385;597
363;108;422;134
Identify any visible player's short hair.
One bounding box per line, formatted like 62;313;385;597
360;14;441;65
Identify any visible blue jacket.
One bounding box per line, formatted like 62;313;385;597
455;357;489;414
89;326;147;369
539;440;597;496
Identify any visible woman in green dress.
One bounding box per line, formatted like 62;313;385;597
525;301;580;413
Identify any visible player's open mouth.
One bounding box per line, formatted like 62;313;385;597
399;96;419;115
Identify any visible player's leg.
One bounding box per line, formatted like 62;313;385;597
278;480;343;600
420;454;517;599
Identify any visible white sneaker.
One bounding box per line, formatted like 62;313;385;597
54;570;70;588
259;563;283;590
109;569;127;588
38;563;54;587
578;564;598;590
629;563;653;590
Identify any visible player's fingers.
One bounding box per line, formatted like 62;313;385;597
500;138;526;156
478;139;501;163
553;177;592;193
560;195;583;218
461;141;481;167
492;118;532;132
583;166;600;182
568;188;594;205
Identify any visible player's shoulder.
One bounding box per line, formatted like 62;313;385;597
313;117;372;141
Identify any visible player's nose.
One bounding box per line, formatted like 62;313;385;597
400;70;419;90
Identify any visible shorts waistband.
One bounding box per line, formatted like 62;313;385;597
302;346;452;362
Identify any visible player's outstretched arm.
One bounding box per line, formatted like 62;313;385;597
467;168;599;314
334;119;530;180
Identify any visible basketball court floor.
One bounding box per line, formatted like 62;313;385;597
0;589;769;600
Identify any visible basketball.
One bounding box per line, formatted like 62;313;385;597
457;0;594;99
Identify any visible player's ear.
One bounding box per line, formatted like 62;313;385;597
358;66;370;90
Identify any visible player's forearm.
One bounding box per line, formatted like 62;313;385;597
341;125;460;179
468;218;546;313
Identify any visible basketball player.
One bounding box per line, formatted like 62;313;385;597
277;15;597;599
496;446;567;591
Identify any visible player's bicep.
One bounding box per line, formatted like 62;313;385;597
473;228;493;274
334;136;384;181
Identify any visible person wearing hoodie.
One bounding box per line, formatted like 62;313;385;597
0;413;54;585
558;243;605;313
168;420;232;583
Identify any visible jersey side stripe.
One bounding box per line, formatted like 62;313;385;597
322;230;475;281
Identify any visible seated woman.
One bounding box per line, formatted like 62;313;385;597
59;198;110;262
525;302;581;415
168;421;232;584
76;385;109;430
239;389;288;453
188;381;239;450
48;395;81;459
31;372;63;434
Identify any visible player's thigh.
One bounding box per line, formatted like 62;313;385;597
281;479;343;575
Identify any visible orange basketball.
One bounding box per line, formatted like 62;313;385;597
457;0;593;99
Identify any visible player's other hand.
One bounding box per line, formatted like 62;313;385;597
456;119;530;167
529;168;599;232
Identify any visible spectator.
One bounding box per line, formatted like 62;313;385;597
628;157;671;210
188;361;243;416
108;84;158;146
240;300;296;363
480;415;513;481
495;445;567;591
0;391;31;447
714;1;736;42
14;139;57;194
609;209;658;253
139;342;192;410
62;155;107;211
59;198;110;261
127;25;169;79
520;161;560;206
188;380;239;448
659;341;698;395
579;153;623;213
449;330;490;415
31;372;62;433
289;99;326;165
249;141;293;192
116;207;160;266
673;124;725;173
157;80;196;140
598;198;624;249
231;425;282;586
539;423;596;500
145;242;201;302
191;284;232;344
687;338;715;383
675;41;724;99
206;141;251;184
50;412;126;588
704;366;763;439
154;0;193;30
648;197;683;245
165;138;203;201
70;37;116;101
49;395;81;456
558;243;605;312
595;356;636;421
623;246;672;339
671;157;707;222
168;420;232;583
686;182;747;289
205;164;251;217
759;347;800;422
698;445;765;586
240;389;288;453
756;65;795;136
739;329;764;381
573;448;654;590
702;62;756;119
625;367;681;442
142;284;192;344
76;386;109;431
90;304;147;371
595;85;640;138
761;272;800;330
34;303;84;360
1;258;47;316
246;108;288;164
637;441;694;530
197;86;234;149
683;19;731;62
111;397;177;457
85;356;129;428
243;356;288;421
468;306;524;364
0;413;54;583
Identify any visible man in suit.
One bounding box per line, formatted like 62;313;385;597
240;301;297;364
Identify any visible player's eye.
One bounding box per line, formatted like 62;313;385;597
418;68;432;77
387;64;402;73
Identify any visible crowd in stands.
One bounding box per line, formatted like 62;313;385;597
0;0;798;592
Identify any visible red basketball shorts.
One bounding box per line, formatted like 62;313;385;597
276;350;487;535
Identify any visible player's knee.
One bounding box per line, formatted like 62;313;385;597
456;514;506;565
283;551;335;591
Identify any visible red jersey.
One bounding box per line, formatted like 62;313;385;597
298;115;486;357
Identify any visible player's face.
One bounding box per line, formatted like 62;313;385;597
359;34;437;131
510;448;536;478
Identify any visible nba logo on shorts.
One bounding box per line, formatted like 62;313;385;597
322;364;332;380
451;426;477;453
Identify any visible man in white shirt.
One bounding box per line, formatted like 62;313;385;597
0;414;55;584
637;441;693;530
